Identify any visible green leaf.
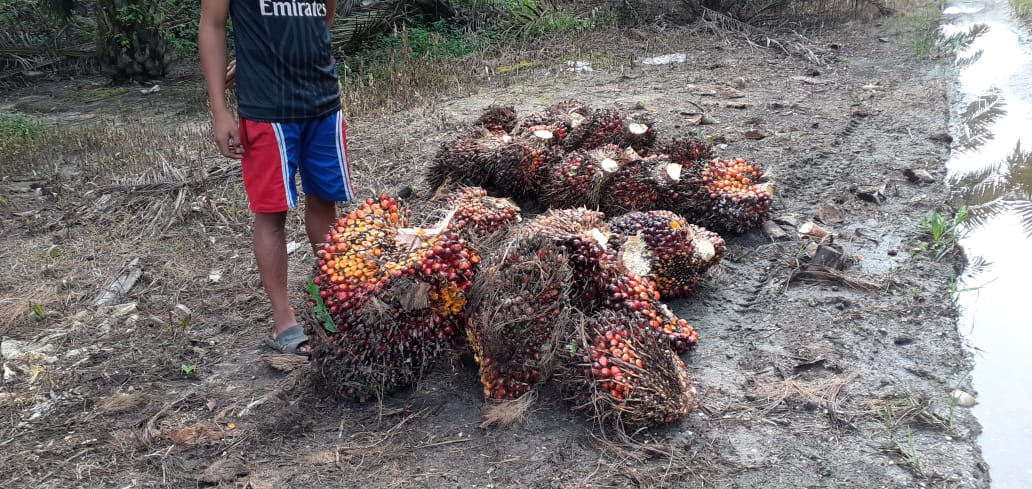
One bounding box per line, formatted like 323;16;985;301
307;279;338;333
32;303;45;319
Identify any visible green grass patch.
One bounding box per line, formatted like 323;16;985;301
1011;0;1032;18
913;207;969;259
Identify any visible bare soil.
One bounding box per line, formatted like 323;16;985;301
0;18;989;489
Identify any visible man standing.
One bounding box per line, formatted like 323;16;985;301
199;0;351;354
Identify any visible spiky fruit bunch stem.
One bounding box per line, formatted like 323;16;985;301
564;309;699;429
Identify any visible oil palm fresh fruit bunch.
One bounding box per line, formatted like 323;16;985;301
309;195;479;399
466;235;573;400
680;157;774;233
474;105;518;135
491;130;563;197
427;130;515;192
597;264;699;354
562;309;699;429
562;108;626;152
445;187;522;239
520;99;592;136
608;210;725;299
542;145;623;209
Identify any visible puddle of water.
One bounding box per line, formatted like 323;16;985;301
946;1;1032;487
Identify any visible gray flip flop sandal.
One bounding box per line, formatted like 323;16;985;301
265;324;310;356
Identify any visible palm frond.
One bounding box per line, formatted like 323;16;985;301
949;161;1004;189
956;91;1006;152
1010;200;1032;238
963;200;1008;230
962;254;993;280
1003;141;1032;197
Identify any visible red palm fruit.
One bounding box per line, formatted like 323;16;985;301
561;309;699;429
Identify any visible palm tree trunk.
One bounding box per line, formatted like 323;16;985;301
95;0;170;82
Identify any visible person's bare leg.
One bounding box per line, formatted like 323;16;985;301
305;193;337;253
253;211;306;350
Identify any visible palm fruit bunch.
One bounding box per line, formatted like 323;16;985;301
427;131;515;191
608;210;725;299
562;309;699;429
444;187;521;239
520;99;591;135
542;145;623;209
525;208;608;238
618;113;658;153
563;108;626;152
491;129;562;197
474;104;518;135
466;236;573;400
679;157;773;233
657;137;715;168
308;195;480;399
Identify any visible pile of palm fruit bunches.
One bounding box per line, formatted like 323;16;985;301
304;101;770;429
427;101;775;234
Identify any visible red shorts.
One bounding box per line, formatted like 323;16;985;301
238;110;354;213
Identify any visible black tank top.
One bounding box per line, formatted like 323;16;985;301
230;0;341;122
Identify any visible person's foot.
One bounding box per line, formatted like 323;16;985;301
265;324;311;356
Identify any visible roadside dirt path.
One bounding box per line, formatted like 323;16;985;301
0;18;987;489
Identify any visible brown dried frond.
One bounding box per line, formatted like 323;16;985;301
480;391;537;428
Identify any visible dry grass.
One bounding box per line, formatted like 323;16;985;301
752;370;859;414
480;391;537;428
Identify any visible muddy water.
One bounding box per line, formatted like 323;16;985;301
944;1;1032;487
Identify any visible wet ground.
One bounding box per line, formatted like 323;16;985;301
944;1;1032;486
0;13;992;489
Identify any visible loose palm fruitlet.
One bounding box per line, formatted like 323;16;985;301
466;236;574;399
308;195;480;400
445;187;522;239
677;158;773;234
563;309;699;429
609;210;726;298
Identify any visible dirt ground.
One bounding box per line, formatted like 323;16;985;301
0;14;991;489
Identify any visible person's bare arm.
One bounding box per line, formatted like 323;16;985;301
327;0;337;28
199;0;242;159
